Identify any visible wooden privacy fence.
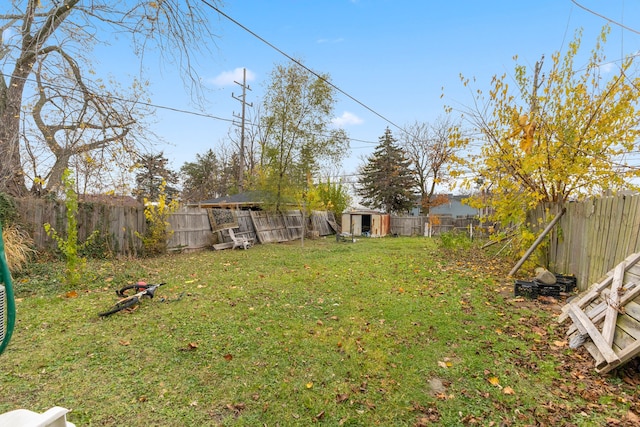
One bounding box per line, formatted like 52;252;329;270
528;193;640;291
15;198;145;257
391;215;482;236
167;206;213;251
208;209;336;247
13;197;343;255
146;208;337;251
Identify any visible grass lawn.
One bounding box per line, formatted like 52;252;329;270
1;236;639;426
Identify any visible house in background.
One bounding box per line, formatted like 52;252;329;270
410;194;480;217
341;210;390;237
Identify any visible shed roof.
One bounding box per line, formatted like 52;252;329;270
342;209;388;216
196;191;265;209
196;191;297;209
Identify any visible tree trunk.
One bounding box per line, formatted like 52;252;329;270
0;79;29;197
45;151;74;194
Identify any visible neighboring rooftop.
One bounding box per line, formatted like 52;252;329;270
197;191;296;209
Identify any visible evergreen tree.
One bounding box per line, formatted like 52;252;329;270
133;152;179;202
357;128;416;213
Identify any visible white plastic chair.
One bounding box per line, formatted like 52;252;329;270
0;406;76;427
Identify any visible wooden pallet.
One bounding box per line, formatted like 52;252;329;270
558;252;640;373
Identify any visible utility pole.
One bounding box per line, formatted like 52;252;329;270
232;68;252;192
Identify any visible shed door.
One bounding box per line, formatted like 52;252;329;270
351;215;362;236
371;215;379;237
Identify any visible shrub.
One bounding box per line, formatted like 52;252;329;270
439;230;473;251
0;192;19;226
136;180;179;256
44;169;98;287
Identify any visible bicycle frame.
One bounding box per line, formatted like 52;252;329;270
99;283;165;317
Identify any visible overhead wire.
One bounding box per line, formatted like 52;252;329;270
569;0;640;36
0;71;381;146
199;0;407;135
7;2;640;179
198;0;640;187
0;71;234;123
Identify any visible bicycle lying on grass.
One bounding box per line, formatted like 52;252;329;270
98;282;165;317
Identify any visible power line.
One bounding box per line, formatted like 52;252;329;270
199;0;406;134
1;71;382;146
570;0;640;36
0;72;234;123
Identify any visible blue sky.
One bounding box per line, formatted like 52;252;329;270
105;0;640;180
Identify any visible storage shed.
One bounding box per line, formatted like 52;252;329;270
341;210;390;237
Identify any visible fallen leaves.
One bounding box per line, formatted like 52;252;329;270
437;360;452;369
225;402;245;414
336;393;349;403
179;342;199;352
503;386;515;395
411;402;440;425
625;411;640;423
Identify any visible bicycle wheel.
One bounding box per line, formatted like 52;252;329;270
98;296;139;317
116;283;148;297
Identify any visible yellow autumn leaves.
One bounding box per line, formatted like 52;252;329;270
458;26;640;230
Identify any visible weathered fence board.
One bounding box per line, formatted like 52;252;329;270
391;215;481;237
284;210;304;241
15;198;145;256
167;206;212;251
530;194;640;291
14;197;339;254
310;210;338;236
391;216;424;236
250;210;299;243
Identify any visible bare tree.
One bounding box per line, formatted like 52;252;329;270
26;48;150;194
401;117;459;214
0;0;221;196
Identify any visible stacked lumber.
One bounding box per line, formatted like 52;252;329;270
558;252;640;374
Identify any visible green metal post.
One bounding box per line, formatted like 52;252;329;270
0;222;16;356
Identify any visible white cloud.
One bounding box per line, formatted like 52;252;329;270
332;111;363;127
208;68;256;87
317;37;344;44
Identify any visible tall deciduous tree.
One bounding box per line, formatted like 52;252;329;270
24;50;148;194
180;149;237;203
458;27;640;225
357;127;416;214
258;60;349;211
401;117;460;214
0;0;220;197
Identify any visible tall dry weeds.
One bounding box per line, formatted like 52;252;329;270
2;224;36;272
